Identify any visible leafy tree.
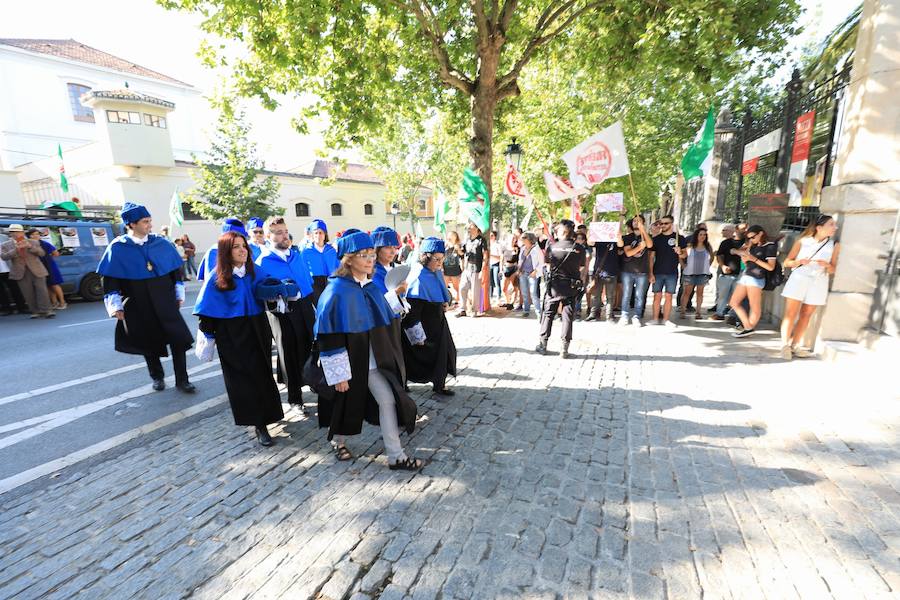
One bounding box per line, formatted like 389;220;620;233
185;97;282;221
162;0;800;199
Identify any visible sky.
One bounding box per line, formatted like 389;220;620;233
2;0;862;169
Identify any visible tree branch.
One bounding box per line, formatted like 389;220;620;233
386;0;476;95
497;0;519;33
497;1;602;92
471;0;491;45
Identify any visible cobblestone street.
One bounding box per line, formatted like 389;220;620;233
1;314;898;599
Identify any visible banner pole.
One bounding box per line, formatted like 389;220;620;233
627;173;640;215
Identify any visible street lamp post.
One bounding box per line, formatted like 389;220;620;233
390;202;399;232
503;137;523;230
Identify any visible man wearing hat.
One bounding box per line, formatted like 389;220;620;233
197;217;258;281
96;202;195;392
0;224;53;318
247;217;268;256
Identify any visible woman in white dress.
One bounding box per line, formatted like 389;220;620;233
779;214;840;359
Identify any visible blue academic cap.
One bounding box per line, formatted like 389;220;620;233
372;226;400;248
120;202;151;225
248;217;264;230
307;219;327;234
222;217;248;237
337;228;374;258
420;237;446;254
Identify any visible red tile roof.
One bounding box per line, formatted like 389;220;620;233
0;38;191;87
311;160;382;184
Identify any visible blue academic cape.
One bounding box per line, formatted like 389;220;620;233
372;262;389;294
314;275;394;337
193;268;267;319
406;264;451;304
302;243;340;278
96;235;183;280
254;247;315;298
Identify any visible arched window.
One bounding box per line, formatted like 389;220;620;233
295;202;309;217
331;203;342;216
364;203;373;216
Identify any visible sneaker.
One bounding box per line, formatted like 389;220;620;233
585;313;599;322
732;328;755;338
514;305;523;312
520;311;531;318
535;341;547;354
618;316;630;326
664;320;678;328
631;316;643;327
780;345;793;361
792;347;814;358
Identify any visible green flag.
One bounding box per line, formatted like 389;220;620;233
458;167;491;233
58;144;69;193
40;199;82;217
680;107;716;180
433;190;450;234
169;189;184;227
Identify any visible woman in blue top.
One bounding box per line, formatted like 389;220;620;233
301;219;340;304
402;237;457;396
194;232;293;447
313;229;420;470
27;229;66;309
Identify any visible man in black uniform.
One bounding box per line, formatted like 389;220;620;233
536;219;586;358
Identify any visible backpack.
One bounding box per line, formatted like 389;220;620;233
764;259;785;291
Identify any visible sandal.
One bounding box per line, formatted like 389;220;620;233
389;457;425;471
335;445;353;461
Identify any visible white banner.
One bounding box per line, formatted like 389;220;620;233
503;164;529;199
594;192;624;213
563;121;631;188
743;129;781;161
543;171;588;202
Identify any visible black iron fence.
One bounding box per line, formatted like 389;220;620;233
706;63;852;228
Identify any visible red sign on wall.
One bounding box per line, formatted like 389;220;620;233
791;110;816;163
741;157;760;175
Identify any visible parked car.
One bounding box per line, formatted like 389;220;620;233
0;209;121;302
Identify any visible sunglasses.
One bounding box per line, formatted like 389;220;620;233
252;229;264;234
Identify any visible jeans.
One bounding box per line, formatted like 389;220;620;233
620;272;649;321
490;263;501;298
715;274;738;316
184;255;197;277
590;276;618;316
519;273;539;314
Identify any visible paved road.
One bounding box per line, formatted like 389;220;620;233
0;281;239;488
0;309;898;599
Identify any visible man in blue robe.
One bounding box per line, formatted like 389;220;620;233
96;202;195;392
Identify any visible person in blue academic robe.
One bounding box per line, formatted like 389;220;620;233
194;231;291;447
402;237;457;396
197;217;260;280
313;229;421;470
97;202;195;392
371;226;409;384
255;216;317;411
247;216;269;256
301;218;339;303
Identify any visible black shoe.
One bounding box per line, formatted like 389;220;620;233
176;381;196;394
152;378;166;391
433;386;455;396
255;425;273;447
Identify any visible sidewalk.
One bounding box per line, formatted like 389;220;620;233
1;313;898;599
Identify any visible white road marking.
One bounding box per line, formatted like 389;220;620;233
57;304;196;329
0;363;221;450
0;394;229;496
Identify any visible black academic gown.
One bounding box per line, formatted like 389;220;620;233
401;298;457;389
317;324;416;440
102;270;193;357
198;312;283;427
267;297;316;404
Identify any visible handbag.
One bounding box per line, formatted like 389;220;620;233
785;237;831;283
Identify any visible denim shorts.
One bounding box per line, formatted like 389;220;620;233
738;274;766;289
682;274;711;286
652;273;678;294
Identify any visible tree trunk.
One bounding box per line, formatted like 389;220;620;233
468;46;501;312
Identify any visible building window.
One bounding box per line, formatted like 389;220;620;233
143;113;167;128
67;83;94;122
106;110;141;124
182;203;204;221
364;203;373;216
417;197;427;212
295;202;309;217
331;203;342;217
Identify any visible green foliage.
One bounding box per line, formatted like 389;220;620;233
185;97;282;222
803;3;861;81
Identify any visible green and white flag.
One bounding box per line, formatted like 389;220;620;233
169;189;184;227
57;144;69;193
457;167;491;233
681;107;716;180
40;199;82;217
433;190;450;234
